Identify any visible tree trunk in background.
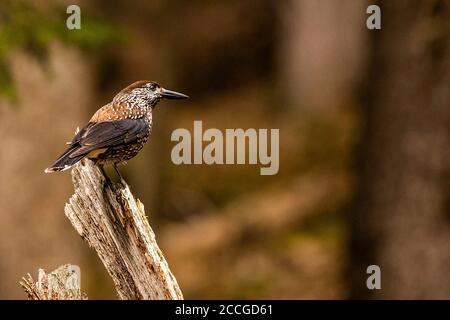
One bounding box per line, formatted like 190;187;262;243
279;0;367;113
351;1;450;299
0;42;94;298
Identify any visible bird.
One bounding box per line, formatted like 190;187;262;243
45;80;188;180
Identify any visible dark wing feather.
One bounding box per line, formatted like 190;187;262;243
68;118;148;158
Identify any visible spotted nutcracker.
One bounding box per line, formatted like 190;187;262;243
45;80;188;178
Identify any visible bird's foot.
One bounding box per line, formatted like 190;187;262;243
102;176;113;194
113;164;127;189
98;165;114;193
113;180;126;194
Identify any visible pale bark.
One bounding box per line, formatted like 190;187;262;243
63;159;183;300
20;264;87;300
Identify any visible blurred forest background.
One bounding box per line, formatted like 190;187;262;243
0;0;448;299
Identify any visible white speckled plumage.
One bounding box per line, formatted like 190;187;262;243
45;80;187;173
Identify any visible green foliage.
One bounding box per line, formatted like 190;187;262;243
0;0;128;101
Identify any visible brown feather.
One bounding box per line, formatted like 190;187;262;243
90;101;148;123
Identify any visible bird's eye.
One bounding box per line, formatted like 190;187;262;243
148;83;156;90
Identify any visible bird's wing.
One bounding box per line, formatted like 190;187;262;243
68;117;148;158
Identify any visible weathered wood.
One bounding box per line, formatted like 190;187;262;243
64;159;183;300
20;264;87;300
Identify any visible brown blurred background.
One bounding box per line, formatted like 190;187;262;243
0;0;448;299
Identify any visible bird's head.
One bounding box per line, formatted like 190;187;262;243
115;80;188;108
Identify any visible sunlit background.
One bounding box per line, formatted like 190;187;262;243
0;0;448;299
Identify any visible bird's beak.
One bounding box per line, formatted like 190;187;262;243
160;88;189;100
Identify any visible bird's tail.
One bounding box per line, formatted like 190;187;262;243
44;145;86;173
